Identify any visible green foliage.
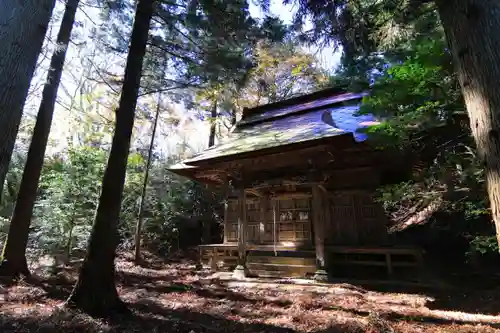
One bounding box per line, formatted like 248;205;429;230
140;173;222;253
469;236;499;256
140;0;269;95
341;27;496;258
0;144;222;260
358;37;462;147
282;0;441;70
193;38;328;142
375;182;421;212
463;199;489;220
33;146;107;254
0;152;25;218
0;0;284;263
245;40;328;103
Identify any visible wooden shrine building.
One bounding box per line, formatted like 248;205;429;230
168;87;424;280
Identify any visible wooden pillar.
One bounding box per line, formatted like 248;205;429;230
259;195;267;244
223;185;229;244
238;188;248;261
312;184;328;281
196;246;203;270
211;247;218;270
233;187;248;279
385;253;393;276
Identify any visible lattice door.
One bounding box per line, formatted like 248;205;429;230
226;199;261;243
226;199;238;242
275;197;311;243
246;199;260;243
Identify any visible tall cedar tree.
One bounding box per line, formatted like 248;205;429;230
284;0;500;250
0;0;80;279
208;97;218;147
436;0;500;249
144;0;268;96
0;0;55;201
134;68;164;264
66;0;154;315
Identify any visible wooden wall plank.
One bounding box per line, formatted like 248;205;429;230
324;189;389;246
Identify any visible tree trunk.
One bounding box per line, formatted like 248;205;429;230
64;201;78;265
231;107;237;126
65;0;154;316
0;0;79;279
436;0;500;249
0;0;55;200
202;99;218;244
134;88;161;264
64;221;75;265
208;98;218;148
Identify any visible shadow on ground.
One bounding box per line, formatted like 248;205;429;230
426;288;500;316
0;304;364;333
3;253;500;333
336;278;500;316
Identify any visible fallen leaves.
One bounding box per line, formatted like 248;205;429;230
1;252;500;332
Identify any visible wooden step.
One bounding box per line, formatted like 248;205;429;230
248;269;316;278
247;262;316;277
248;250;315;257
247;255;316;266
248;270;290;278
247;262;316;269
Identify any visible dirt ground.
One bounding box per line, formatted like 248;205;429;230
1;252;500;333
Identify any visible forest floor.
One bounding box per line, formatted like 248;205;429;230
1;251;500;333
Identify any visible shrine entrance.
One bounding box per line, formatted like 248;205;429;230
225;190;312;248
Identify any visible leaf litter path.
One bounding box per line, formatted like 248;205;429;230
1;252;500;333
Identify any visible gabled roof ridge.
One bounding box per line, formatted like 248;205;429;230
241;85;350;120
238;91;368;128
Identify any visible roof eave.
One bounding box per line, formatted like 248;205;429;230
167;165;227;186
183;132;357;168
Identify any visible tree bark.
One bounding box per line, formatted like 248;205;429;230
208;98;218;147
201;99;218;244
436;0;500;249
0;0;79;279
65;0;154;316
230;107;237;126
0;0;55;200
134;88;161;264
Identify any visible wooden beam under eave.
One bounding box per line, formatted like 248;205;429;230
245;176;323;190
226;168;244;188
245;188;262;197
193;168;229;186
270;192;312;200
